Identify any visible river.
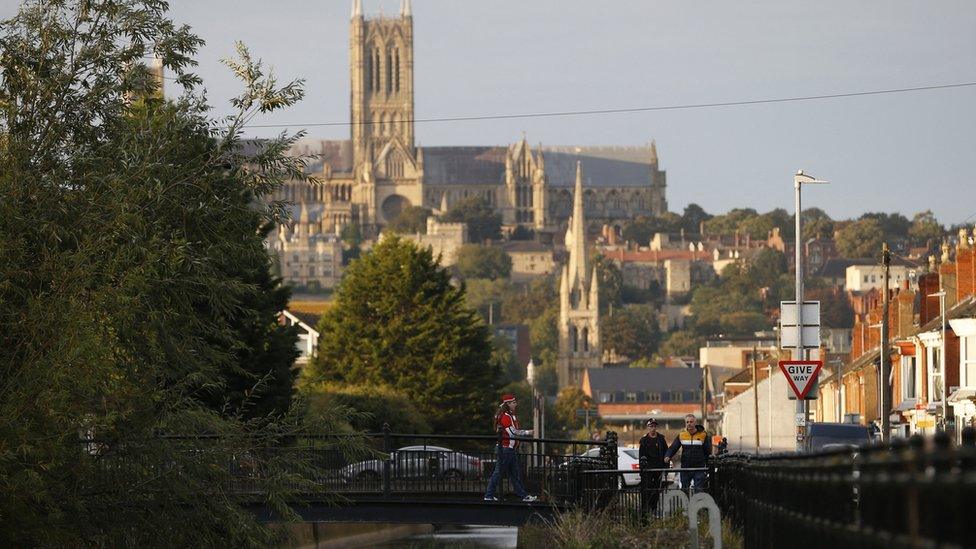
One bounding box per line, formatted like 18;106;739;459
375;525;518;548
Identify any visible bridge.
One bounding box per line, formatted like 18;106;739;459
82;429;976;545
83;430;679;527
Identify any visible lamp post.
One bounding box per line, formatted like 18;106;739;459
793;170;829;451
928;290;948;429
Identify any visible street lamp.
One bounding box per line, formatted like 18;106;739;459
928;290;948;428
793;170;829;451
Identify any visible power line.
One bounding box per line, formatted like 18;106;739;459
239;81;976;129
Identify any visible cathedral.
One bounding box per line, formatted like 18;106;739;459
273;0;668;238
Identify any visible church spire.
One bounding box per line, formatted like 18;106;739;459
566;161;588;292
649;139;658;165
351;0;362;19
401;0;412;17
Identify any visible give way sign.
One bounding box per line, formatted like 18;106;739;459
779;360;823;400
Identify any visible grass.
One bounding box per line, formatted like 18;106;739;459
519;507;744;548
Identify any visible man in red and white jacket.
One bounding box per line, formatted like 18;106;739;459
484;394;537;502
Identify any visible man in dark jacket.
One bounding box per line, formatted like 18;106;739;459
664;414;712;494
638;418;668;515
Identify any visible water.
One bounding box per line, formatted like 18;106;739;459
375;525;518;548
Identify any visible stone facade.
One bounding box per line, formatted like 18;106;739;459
274;202;344;291
271;1;667;239
400;216;467;266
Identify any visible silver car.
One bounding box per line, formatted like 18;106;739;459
341;445;483;482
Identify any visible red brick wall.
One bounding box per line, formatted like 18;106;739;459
946;330;960;391
940;263;957;309
957;247;975;302
918;273;942;326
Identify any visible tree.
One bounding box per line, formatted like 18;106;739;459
341;223;363;247
0;3;348;544
592;254;623;315
601;305;661;361
801;208;834;240
908;210;943;246
622;214;680;245
836;218;885;258
703;208;758;235
681;203;712;233
387;205;430;234
659;331;705;358
440;196;502;243
309;236;500;433
303;382;432;433
456;244;512;280
554;386;591;432
860;212;910;242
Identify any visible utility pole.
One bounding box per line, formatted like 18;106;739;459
701;366;708;429
752;345;760;454
793;171;828;450
835;358;844;423
880;242;891;442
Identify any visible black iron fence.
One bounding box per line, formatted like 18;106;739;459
577;465;709;526
711;433;976;548
80;428;621;504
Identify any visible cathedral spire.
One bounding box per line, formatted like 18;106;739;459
351;0;362;19
649;139;658;165
566;161;588;291
401;0;412;17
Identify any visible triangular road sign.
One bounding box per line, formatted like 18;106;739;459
779;360;823;400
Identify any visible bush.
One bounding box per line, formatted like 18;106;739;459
303;382;432;434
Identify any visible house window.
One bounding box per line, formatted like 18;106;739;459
600;392;613;403
670;391;682;402
309;266;316;277
871;275;877;283
863;275;869;283
625;392;637;402
647;392;661;402
901;355;916;400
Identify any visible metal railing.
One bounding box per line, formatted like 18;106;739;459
577;465;710;525
711;433;976;548
80;428;619;504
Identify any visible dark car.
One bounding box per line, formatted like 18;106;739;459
804;422;872;453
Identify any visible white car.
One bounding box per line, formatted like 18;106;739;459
580;447;642;488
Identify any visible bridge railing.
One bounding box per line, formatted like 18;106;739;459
77;430;628;504
322;430;617;502
578;466;709;525
711;433;976;548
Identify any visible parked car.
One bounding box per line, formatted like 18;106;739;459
804;422;872;453
341;445;482;482
577;447;643;488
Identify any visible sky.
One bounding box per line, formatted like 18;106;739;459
5;1;975;224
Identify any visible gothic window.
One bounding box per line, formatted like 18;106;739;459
386;50;393;93
386;153;404;178
365;50;372;93
394;48;400;92
372;49;381;93
571;326;578;353
581;327;589;352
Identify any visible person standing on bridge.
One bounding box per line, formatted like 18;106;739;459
484;394;537;502
638;418;668;516
664;414;711;494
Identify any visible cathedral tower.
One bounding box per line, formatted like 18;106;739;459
557;162;602;387
350;0;415;168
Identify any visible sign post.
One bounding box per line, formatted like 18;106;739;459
779;360;824;400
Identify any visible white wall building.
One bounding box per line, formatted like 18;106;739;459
720;369;798;453
846;264;911;292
